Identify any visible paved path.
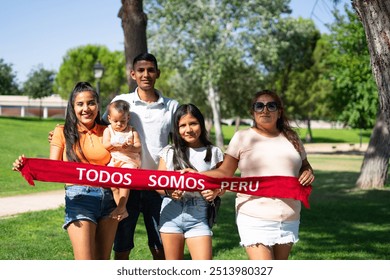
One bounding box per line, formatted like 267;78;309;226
0;189;64;218
304;143;368;154
0;143;368;218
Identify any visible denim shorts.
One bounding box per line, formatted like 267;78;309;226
236;212;299;247
159;196;212;238
63;185;116;230
113;190;163;252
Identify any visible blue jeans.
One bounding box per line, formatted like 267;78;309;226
159;196;211;238
63;185;116;229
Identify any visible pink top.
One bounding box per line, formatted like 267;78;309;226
225;128;306;221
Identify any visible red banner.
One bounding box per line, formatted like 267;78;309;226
18;157;312;208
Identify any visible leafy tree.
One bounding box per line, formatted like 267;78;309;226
326;8;378;130
155;49;263;131
252;17;320;97
22;65;56;119
351;0;390;189
0;58;20;95
23;66;55;99
308;35;340;123
284;38;334;142
53;45;127;109
146;0;291;148
259;17;322;141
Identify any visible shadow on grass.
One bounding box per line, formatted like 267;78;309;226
210;192;240;257
294;170;390;260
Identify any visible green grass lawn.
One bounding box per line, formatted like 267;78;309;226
1;163;389;260
1;117;389;260
0;117;64;196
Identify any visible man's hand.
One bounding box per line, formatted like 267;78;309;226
48;130;54;143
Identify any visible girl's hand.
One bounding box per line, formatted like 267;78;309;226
180;168;197;174
110;207;129;222
170;190;184;200
299;169;315;186
201;189;221;202
12;155;25;171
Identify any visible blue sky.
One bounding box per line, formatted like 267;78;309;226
0;0;350;84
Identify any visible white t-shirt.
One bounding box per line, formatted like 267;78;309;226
226;128;306;221
104;88;179;170
159;145;224;198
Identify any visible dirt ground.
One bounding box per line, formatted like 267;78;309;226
304;143;368;155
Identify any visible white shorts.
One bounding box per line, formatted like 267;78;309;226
236;212;299;247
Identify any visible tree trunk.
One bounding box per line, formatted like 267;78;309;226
235;116;241;132
119;0;148;91
356;112;390;189
305;118;312;143
207;81;224;149
39;98;43;120
353;0;390;188
280;63;292;98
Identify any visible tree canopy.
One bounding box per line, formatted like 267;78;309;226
326;7;378;129
23;65;55;100
0;58;20;95
53;45;128;108
145;0;296;147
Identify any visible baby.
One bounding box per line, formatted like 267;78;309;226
103;100;142;219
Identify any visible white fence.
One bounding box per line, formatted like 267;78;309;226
0;95;67;119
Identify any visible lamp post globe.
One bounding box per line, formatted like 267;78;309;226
93;61;104;112
93;61;105;92
93;61;104;80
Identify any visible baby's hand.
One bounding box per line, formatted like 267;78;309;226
111;137;126;147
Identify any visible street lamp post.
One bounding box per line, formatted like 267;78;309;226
93;61;105;94
93;61;104;112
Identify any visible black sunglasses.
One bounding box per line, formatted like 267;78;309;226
253;101;278;112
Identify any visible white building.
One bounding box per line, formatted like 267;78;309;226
0;95;67;119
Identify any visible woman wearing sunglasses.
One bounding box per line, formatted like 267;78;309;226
200;89;314;260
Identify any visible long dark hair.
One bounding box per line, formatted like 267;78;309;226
64;81;102;162
250;89;303;153
171;104;213;170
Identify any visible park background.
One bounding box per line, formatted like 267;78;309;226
0;117;389;260
1;0;390;260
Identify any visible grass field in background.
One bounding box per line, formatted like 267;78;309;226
1;116;389;260
0;117;64;196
